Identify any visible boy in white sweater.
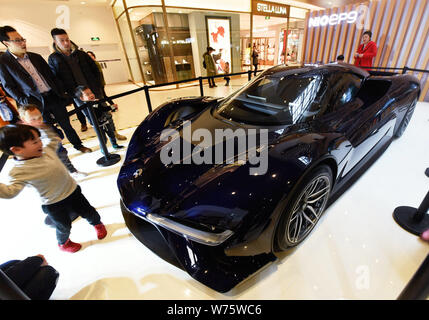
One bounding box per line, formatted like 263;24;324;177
0;124;107;253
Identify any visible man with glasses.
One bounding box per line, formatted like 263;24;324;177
0;26;92;153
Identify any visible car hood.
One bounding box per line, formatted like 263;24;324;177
118;107;306;231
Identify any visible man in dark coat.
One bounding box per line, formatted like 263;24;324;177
48;28;125;140
0;26;91;153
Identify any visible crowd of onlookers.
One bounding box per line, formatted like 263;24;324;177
0;25;128;299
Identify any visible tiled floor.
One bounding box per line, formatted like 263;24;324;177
1;77;428;300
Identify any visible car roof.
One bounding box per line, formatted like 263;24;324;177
263;63;370;79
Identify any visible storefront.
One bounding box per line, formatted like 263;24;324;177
111;0;315;85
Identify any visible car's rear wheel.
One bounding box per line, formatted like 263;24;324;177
395;99;417;138
274;165;332;251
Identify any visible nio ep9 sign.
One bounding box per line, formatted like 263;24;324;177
309;11;358;27
309;5;370;30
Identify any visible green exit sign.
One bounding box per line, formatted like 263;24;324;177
91;37;100;41
265;16;270;20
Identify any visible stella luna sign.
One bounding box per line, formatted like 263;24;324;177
257;3;287;15
252;1;289;18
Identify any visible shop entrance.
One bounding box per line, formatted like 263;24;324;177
251;15;287;72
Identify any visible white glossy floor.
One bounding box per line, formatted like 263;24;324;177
1;78;428;300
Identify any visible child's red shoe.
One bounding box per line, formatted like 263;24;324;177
94;223;107;239
58;239;82;253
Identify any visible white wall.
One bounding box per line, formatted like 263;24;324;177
0;1;130;84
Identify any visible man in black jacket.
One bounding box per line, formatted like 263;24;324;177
48;28;126;140
0;26;91;153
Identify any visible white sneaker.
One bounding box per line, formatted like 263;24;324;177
71;171;89;180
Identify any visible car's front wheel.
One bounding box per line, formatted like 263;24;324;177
274;165;332;251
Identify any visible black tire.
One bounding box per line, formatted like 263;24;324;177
394;99;417;138
274;165;333;251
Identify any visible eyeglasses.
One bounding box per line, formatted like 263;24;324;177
7;38;26;43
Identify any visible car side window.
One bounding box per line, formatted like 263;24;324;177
325;73;362;112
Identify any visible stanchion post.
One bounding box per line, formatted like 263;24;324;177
199;77;204;96
393;169;429;235
144;86;152;113
402;66;409;74
85;103;121;167
248;70;252;81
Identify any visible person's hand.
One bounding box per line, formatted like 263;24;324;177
36;254;49;266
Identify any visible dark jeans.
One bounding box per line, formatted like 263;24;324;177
83;109;118;147
41;91;83;150
41;185;101;244
57;144;76;173
73;103;87;126
208;77;215;87
51;125;76;172
253;64;258;76
0;258;59;300
99;112;118;146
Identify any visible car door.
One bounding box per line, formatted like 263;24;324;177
341;78;395;175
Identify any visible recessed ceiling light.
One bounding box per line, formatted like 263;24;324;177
81;1;86;4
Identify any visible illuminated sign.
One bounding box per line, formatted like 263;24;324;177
309;11;358;27
252;1;289;18
91;36;100;41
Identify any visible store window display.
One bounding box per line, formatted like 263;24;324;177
112;1;308;84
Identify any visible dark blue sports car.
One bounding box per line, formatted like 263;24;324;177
118;63;420;292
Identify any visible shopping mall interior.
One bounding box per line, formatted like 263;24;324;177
0;0;428;301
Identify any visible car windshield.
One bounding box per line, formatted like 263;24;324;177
214;74;326;125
